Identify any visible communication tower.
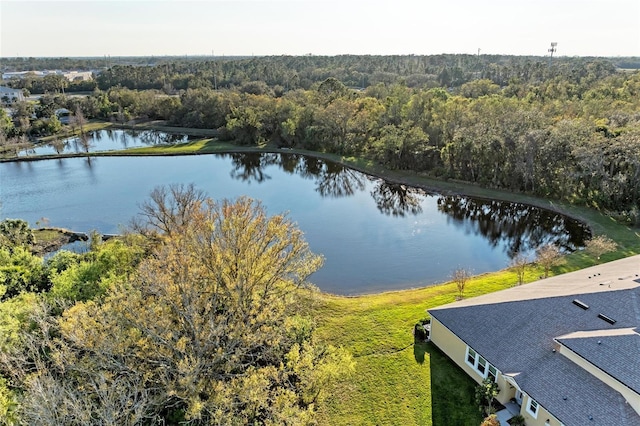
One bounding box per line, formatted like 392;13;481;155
548;42;558;66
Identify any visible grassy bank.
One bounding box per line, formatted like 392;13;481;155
36;120;114;143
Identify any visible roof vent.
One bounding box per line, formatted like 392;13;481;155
572;299;589;310
597;313;616;325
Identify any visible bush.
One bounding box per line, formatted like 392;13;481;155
509;414;525;426
413;318;430;341
481;414;500;426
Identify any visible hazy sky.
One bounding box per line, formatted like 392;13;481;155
1;0;639;57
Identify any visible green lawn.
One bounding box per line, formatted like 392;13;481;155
311;267;539;425
311;208;639;425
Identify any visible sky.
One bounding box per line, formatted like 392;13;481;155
1;0;639;58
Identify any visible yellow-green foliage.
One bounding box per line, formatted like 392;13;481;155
0;377;19;426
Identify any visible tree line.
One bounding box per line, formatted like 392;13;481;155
2;55;639;222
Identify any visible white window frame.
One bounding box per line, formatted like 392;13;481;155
465;346;498;381
466;347;477;366
487;365;498;382
477;356;487;375
526;397;539;419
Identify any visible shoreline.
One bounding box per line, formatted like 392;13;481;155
8;125;638;299
2;132;593;228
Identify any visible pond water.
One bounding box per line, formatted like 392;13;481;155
0;153;589;294
19;129;191;157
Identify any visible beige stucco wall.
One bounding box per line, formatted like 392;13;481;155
430;317;511;404
519;393;563;426
558;343;640;416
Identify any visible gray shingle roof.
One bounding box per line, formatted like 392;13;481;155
557;331;640;394
429;255;640;426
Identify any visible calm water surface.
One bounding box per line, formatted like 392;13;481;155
0;153;589;294
19;129;190;157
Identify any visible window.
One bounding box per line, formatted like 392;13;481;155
526;398;539;418
466;347;476;365
477;356;487;375
465;346;498;380
487;365;498;382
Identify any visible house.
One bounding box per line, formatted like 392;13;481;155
427;255;640;426
0;85;25;103
62;71;93;82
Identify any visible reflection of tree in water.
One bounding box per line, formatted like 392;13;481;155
371;180;425;217
222;153;589;255
226;152;368;197
436;195;590;257
119;129;130;148
227;152;277;183
138;130;187;146
314;161;367;198
274;153;367;198
91;130;102;143
299;156;324;178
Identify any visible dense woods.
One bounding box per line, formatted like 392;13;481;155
2;54;640;222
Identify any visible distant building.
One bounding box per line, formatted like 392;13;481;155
62;71;93;82
2;70;93;82
0;86;25;103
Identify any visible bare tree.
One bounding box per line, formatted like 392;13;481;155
510;252;529;286
535;244;564;278
585;235;617;260
69;107;87;136
50;135;66;155
451;268;471;299
0;302;158;426
77;132;92;153
133;183;207;238
1;188;351;425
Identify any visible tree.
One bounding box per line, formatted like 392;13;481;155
510;252;528;286
2;187;352;424
451;267;471;299
70;107;86;134
76;132;92;153
585;235;617;260
0;219;35;249
535;244;564;278
0;246;48;299
475;378;499;417
50;135;67;155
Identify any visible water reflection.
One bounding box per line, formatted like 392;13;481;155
226;153;368;198
226;153;589;257
436;195;589;256
371;182;425;217
227;152;276;183
20;129;191;157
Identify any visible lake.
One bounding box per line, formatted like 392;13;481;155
0;152;589;294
